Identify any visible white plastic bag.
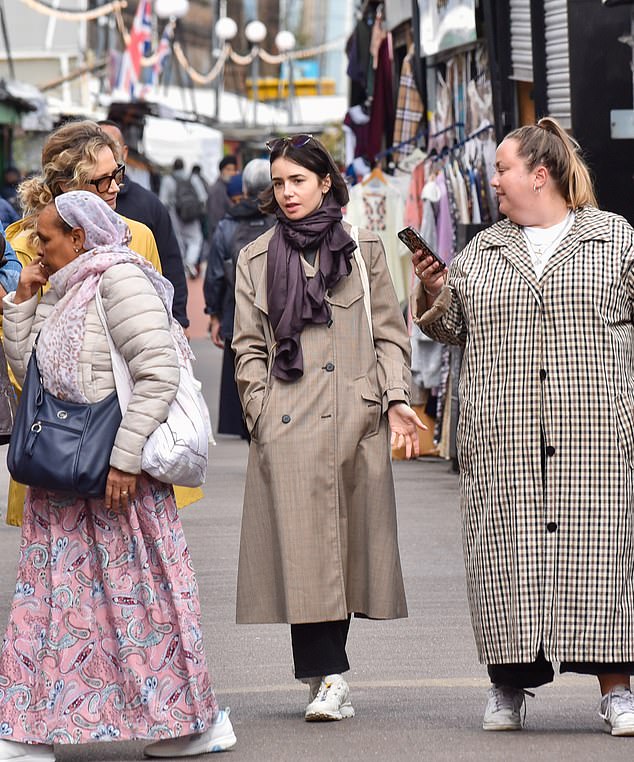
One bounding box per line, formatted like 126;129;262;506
95;287;213;487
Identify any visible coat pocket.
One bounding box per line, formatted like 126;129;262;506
613;392;634;469
357;377;382;439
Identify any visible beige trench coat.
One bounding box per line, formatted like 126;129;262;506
232;224;410;624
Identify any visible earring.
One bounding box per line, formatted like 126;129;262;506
74;247;80;253
532;181;541;194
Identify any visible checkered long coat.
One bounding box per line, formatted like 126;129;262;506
413;206;634;665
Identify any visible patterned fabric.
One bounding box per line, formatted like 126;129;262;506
414;206;634;665
0;477;217;744
393;51;424;166
56;191;132;250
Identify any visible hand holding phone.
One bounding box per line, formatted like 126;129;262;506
397;227;446;268
398;226;446;298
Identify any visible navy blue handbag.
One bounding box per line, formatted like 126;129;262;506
7;344;122;497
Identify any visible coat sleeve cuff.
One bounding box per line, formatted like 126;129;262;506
411;283;452;327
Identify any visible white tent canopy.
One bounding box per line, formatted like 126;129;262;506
141;115;224;181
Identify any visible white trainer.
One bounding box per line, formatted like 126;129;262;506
304;674;355;721
599;686;634;736
482;685;527;731
301;676;322;703
0;739;55;761
144;708;237;757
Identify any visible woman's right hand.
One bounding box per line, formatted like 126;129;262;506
14;255;48;304
412;250;446;299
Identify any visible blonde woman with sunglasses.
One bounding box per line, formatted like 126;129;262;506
232;134;423;722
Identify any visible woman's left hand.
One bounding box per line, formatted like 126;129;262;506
105;467;138;510
387;403;427;459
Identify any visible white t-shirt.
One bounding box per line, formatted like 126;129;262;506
523;211;575;278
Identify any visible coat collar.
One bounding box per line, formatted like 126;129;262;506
477;206;611;292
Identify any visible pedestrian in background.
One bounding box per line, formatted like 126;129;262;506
232;134;423;722
204;159;274;439
98;120;190;330
160;158;204;279
412;116;634;736
206;155;238;244
0;190;236;760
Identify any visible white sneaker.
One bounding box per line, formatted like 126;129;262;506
0;739;55;761
482;685;527;731
599;686;634;736
144;708;237;757
304;674;355;721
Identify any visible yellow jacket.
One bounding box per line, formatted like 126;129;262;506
5;214;162;273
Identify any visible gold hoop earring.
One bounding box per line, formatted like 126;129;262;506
533;181;541;194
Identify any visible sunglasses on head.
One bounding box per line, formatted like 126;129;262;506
265;134;314;153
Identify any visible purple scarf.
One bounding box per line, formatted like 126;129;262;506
267;196;356;381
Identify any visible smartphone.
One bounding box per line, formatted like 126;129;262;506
397;226;446;269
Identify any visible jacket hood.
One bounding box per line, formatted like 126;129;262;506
228;198;265;220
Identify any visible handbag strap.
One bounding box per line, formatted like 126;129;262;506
350;225;373;342
94;282;133;415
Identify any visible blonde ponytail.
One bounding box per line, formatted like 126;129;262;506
18;175;53;218
506;116;597;209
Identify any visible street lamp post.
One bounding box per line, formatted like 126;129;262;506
245;20;267;127
214;16;237;122
275;30;296;126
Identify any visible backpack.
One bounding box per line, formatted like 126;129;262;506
174;177;203;223
223;214;275;287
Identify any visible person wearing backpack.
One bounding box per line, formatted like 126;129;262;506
204;159;274;438
160;157;204;279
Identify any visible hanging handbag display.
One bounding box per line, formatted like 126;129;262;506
95;288;212;488
7;343;122;497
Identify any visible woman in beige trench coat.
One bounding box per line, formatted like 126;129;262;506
232;135;423;722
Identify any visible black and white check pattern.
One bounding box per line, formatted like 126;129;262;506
417;206;634;664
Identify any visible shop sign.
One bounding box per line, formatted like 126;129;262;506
419;0;477;56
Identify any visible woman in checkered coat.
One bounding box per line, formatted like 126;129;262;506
411;117;634;736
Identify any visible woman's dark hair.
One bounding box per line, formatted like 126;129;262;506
259;136;349;213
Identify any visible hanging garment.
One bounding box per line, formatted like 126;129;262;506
404;161;426;230
393;49;425;165
345;179;408;303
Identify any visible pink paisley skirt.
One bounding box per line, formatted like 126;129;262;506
0;476;218;744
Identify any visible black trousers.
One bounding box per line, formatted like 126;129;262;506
218;340;249;439
290;618;351;679
488;647;634;689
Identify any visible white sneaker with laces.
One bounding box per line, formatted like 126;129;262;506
599;686;634;736
304;674;355;721
144;708;237;757
482;685;527;731
0;739;55;761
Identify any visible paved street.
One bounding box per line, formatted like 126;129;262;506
0;280;625;760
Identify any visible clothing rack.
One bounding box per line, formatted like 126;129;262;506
373;122;465;163
428;123;495;163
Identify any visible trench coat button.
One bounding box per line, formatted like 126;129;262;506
324;362;335;372
545;445;556;457
327;319;333;327
546;522;558;533
539;369;547;381
281;414;291;424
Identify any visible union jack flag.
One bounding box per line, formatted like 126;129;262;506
115;0;153;98
151;20;174;87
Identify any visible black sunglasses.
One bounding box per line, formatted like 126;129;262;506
88;163;125;193
265;134;314;153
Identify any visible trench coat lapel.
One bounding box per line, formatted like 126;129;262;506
540;207;612;283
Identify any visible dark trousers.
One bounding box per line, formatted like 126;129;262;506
488;647;634;689
218;340;249;439
290;618;351;679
